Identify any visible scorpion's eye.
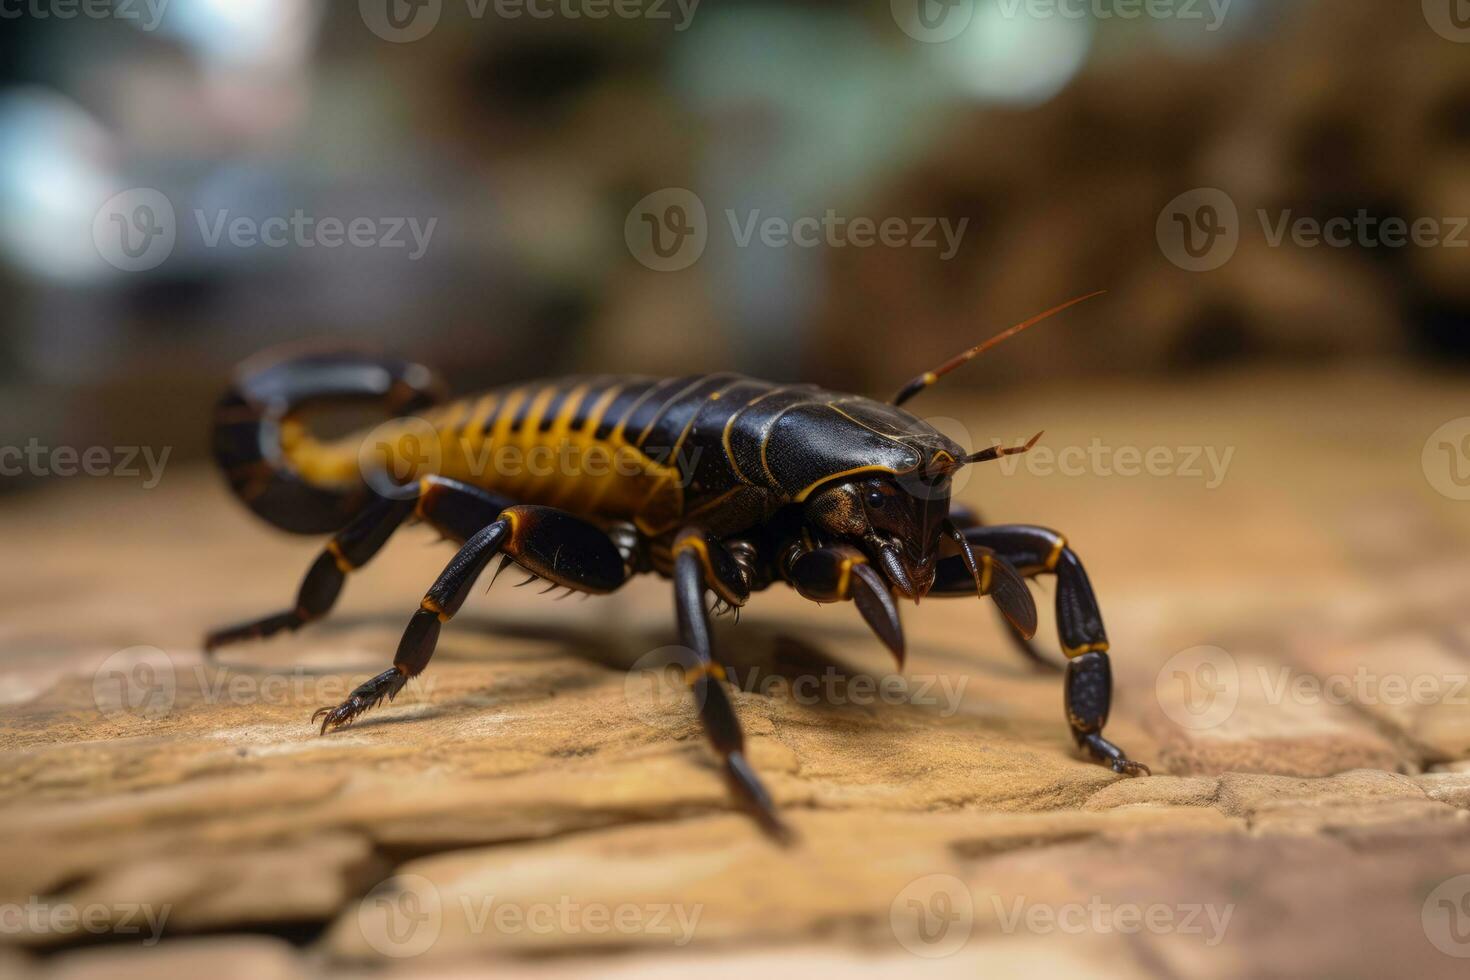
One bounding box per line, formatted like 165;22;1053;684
865;489;885;509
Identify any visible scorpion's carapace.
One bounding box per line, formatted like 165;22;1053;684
207;331;1148;843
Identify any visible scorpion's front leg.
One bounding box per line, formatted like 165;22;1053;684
313;505;626;731
671;528;792;844
933;524;1151;777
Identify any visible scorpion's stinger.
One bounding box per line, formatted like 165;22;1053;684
889;291;1106;407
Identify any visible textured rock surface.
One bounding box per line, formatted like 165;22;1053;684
1;371;1469;977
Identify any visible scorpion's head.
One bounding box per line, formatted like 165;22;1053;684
803;470;953;602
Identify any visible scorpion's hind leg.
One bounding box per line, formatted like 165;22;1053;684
671;528;792;845
204;478;515;653
313;504;627;732
938;524;1150;777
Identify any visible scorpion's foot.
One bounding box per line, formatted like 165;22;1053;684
1079;732;1151;777
724;751;796;847
312;667;407;733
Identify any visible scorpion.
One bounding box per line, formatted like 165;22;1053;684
206;293;1148;842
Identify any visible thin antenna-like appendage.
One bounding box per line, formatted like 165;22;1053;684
966;431;1044;465
890;290;1106;407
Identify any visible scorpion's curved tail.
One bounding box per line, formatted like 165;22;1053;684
211;348;446;534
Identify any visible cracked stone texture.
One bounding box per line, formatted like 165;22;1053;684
2;370;1469;978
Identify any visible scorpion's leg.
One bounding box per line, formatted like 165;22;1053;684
313;504;626;731
942;508;1056;672
204;478;514;653
784;544;906;667
671;527;792;844
936;524;1150;776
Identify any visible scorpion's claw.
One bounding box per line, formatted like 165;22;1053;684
1112;758;1151;777
312;668;407;734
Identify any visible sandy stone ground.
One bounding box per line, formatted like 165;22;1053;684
1;368;1469;978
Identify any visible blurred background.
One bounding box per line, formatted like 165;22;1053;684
0;0;1467;480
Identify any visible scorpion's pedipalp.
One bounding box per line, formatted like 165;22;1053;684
849;562;905;668
786;545;906;668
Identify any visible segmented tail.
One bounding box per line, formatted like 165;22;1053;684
211;350;445;534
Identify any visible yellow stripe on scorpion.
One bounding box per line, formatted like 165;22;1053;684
1063;641;1109;657
684;661;726;684
1045;536;1067;572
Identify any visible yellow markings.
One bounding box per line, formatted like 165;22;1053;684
684;661;726;684
1063;641;1109;658
1044;536;1067;572
721;384;788;486
501;505;522;545
325;540;355;574
978;553;993;594
835;556;855;598
793;465;901;503
420;596;450;623
522;383;588;501
923;371;938;385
